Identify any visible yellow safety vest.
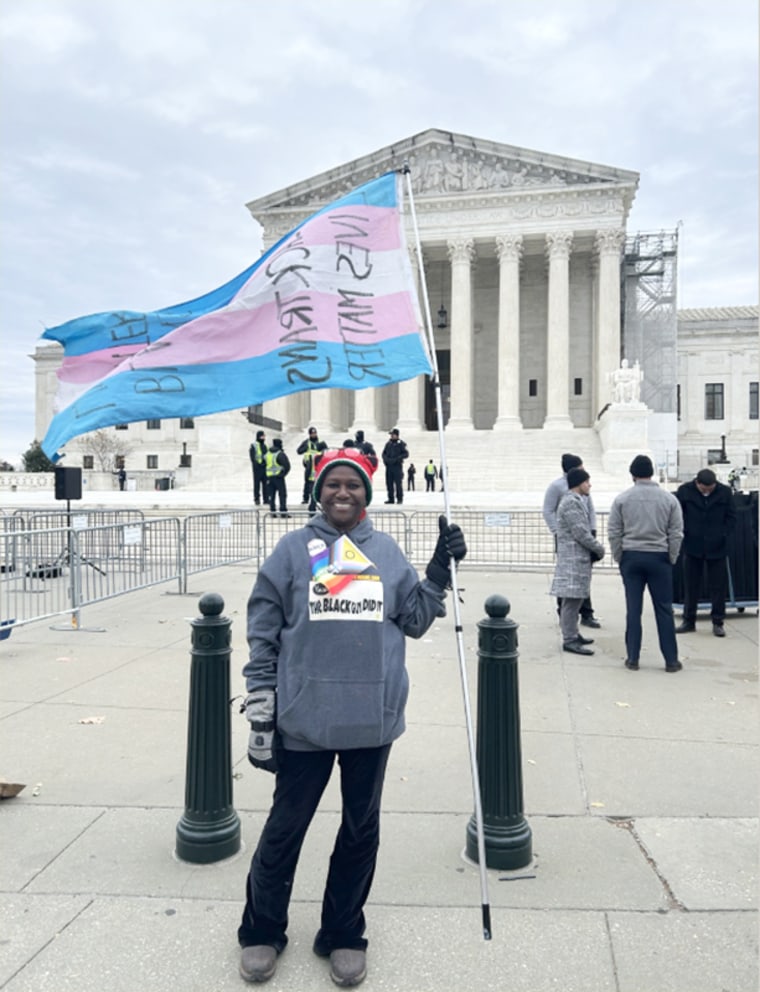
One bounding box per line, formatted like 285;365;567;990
265;451;283;477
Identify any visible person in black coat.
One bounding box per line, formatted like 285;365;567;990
381;429;408;504
249;431;268;505
675;468;736;636
266;439;291;517
353;430;378;470
296;427;328;505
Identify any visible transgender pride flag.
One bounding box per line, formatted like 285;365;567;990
40;172;432;461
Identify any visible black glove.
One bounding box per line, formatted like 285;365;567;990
590;547;605;563
243;689;278;774
425;515;467;588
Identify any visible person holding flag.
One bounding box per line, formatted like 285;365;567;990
238;447;466;986
37;164;493;947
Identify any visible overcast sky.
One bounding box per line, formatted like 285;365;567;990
1;0;757;464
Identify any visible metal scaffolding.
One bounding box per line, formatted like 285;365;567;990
622;230;679;414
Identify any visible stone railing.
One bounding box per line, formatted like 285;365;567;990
0;472;53;491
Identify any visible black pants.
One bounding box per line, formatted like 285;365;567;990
425;477;435;492
253;467;267;505
385;466;403;503
268;476;287;513
238;745;392;953
302;468;313;503
682;554;728;624
619;550;678;666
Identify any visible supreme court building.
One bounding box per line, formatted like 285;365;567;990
40;128;752;493
247;128;638;440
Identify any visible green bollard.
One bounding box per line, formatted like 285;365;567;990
175;592;241;864
466;594;532;869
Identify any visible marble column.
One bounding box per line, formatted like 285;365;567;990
543;230;574;429
446;237;475;429
33;344;62;440
350;383;378;434
308;388;333;432
493;234;523;430
685;350;700;429
396;242;425;431
595;229;625;416
262;396;290;435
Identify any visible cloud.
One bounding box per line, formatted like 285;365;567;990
647;160;699;186
0;4;92;56
22;145;141;182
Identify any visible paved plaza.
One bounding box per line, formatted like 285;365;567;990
1;496;758;991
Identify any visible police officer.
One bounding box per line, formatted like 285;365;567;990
381;428;408;505
296;427;328;505
249;430;268;505
266;439;291;517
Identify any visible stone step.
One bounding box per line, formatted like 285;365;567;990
192;424;635;494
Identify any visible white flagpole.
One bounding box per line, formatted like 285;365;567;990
401;164;492;941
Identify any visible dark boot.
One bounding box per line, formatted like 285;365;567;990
240;945;278;983
329;949;367;987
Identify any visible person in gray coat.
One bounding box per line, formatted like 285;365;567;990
550;468;605;654
543;453;601;628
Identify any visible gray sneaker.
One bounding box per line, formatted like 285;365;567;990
329;948;367;987
240;945;278;983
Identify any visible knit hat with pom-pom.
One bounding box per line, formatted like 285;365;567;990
313;448;376;505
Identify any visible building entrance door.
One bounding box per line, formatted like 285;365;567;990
425;351;450;430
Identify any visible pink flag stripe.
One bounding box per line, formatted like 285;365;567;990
58;344;147;384
106;288;419;372
252;203;404;257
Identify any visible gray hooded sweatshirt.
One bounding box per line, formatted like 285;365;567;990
243;513;447;751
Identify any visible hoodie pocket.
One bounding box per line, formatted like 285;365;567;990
278;677;385;750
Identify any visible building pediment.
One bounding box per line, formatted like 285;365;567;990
246;128;639;220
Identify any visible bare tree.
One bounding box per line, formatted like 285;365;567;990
80;430;134;472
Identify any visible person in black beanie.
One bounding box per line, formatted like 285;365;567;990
265;439;290;517
608;454;684;671
675;468;736;636
381;429;408;505
550;467;606;654
543;453;601;628
249;430;268;505
353;429;378;470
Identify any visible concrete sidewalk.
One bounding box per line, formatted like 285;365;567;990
1;564;757;992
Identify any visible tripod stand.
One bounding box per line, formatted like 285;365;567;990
48;499;106;632
51;501;107;576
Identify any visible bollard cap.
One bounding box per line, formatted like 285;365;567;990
198;592;225;617
485;594;510;618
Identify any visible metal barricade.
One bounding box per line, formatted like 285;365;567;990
12;508;145;530
0;509;619;634
0;518;182;630
407;509;616;572
182;509;261;593
1;525;79;627
259;510;314;560
0;513;24;576
72;518;182;609
408;510;556;569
